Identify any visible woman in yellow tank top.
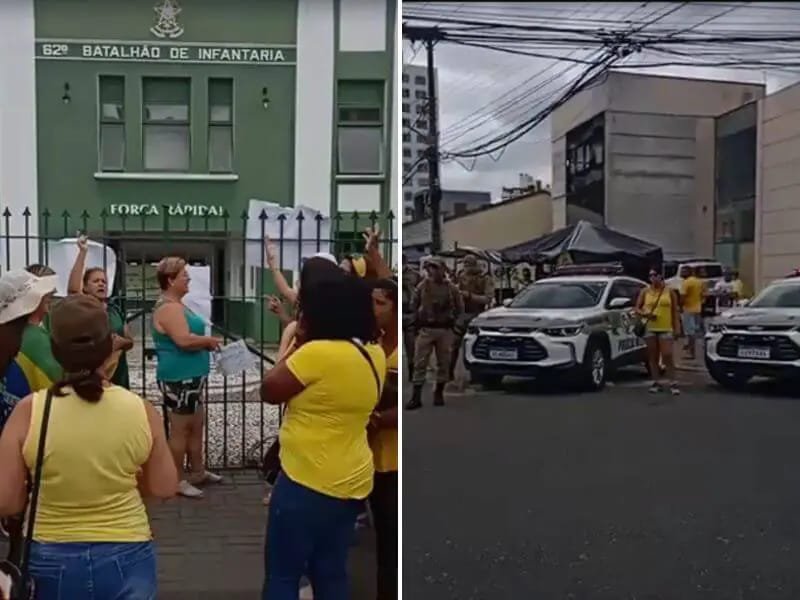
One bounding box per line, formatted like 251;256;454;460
635;269;683;395
0;295;178;600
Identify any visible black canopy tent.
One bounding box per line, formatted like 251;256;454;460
501;220;663;280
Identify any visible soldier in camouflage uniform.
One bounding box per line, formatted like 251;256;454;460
406;256;463;410
401;256;422;381
450;255;494;382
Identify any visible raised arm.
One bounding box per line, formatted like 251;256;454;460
265;237;298;305
363;226;393;280
67;235;89;295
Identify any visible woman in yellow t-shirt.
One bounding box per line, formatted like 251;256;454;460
369;278;399;599
0;295;178;599
635;269;683;396
260;272;385;599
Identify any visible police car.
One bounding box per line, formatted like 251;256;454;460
705;273;800;389
463;264;647;391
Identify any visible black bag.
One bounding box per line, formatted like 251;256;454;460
634;286;665;338
0;390;54;600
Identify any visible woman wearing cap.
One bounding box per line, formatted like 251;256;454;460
152;257;223;499
260;272;385;599
0;294;178;598
67;235;134;388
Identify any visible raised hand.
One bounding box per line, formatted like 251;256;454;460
264;236;278;268
77;233;89;252
363;225;380;252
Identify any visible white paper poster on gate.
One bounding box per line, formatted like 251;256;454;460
45;238;117;297
244;199;332;270
183;265;212;335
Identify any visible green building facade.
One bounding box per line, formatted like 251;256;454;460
14;0;398;341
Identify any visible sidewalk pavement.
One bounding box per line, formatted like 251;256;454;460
153;470;377;599
1;471;377;600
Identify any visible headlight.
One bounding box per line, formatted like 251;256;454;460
543;325;584;337
466;325;479;335
706;322;725;333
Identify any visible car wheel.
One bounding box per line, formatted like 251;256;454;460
473;373;504;390
708;364;751;390
580;340;608;391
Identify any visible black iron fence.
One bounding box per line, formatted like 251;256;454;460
0;206;397;468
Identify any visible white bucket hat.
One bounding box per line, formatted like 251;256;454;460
0;270;58;325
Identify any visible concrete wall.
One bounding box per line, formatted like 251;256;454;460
756;82;800;290
442;192;552;251
694;118;716;258
605;111;699;258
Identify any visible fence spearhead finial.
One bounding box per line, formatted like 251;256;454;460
2;208;11;218
22;207;32;218
258;209;268;221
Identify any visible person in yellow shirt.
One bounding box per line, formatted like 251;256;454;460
0;295;178;599
636;269;682;395
369;278;399;600
680;266;705;360
260;272;385;599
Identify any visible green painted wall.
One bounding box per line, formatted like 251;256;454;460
35;0;297;45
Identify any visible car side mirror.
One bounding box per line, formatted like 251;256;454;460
502;298;513;307
608;297;632;309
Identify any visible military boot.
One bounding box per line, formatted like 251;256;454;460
405;385;423;410
433;382;446;407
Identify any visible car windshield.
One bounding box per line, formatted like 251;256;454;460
748;282;800;308
509;280;606;309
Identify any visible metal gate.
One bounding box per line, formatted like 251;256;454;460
1;207;397;468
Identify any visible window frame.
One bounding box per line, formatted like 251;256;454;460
207;77;235;174
336;81;385;176
98;74;126;172
141;76;192;173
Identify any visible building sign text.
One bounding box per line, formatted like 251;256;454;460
36;40;294;65
109;204;226;218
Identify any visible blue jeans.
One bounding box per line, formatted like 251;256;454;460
29;541;157;600
263;473;362;600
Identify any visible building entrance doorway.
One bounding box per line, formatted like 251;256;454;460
114;237;228;327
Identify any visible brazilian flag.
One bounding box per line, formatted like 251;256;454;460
4;324;62;399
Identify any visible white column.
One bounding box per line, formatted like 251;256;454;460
389;5;399;268
293;0;334;216
0;0;38;270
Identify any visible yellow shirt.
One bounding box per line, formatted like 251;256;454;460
23;386;153;543
642;286;675;333
732;279;745;297
370;348;398;473
681;276;704;314
282;340;386;499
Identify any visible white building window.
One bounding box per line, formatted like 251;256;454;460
337;80;384;175
143;77;190;172
208;78;233;173
99;76;125;171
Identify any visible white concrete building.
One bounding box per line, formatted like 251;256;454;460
402;62;438;221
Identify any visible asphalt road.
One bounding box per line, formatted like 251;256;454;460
403;376;800;600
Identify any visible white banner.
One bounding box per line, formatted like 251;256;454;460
183;264;212;335
244;199;333;270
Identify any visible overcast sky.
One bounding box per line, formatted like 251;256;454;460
403;2;800;200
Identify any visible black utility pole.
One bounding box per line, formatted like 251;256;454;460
403;25;443;252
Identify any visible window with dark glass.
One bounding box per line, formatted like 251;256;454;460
99;76;125;171
208;78;233;173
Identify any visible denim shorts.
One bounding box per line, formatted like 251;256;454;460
682;313;703;336
29;541;157;600
644;330;673;340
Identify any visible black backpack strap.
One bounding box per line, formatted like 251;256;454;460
348;339;382;403
20;389;54;578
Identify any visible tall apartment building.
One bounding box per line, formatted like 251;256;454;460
402;63;438;221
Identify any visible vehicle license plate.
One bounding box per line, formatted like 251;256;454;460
737;346;770;359
489;348;518;360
